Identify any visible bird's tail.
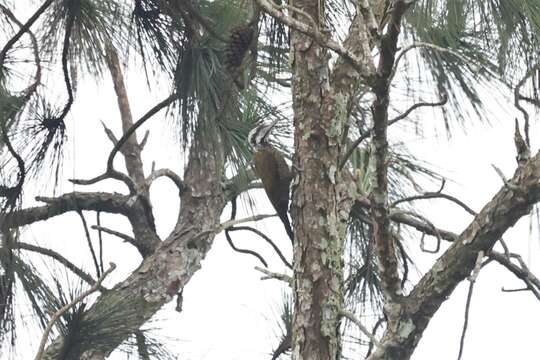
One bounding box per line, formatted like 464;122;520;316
278;212;294;244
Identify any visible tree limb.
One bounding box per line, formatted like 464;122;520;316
368;150;540;360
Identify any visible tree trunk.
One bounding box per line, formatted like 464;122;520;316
290;2;354;359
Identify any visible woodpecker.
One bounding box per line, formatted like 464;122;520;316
248;120;294;242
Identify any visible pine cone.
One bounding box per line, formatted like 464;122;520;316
224;25;255;69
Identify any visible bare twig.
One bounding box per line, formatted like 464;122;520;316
340;309;380;348
514;118;530;165
457;251;484;360
366;317;385;357
225;229;268;267
489;251;540;301
491;165;520;191
101;120;118;145
70;95;177;193
96;212;104;274
254;266;292;284
139;130;150;149
17;242;106;291
391;42;471;84
218;214;277;231
0;4;41;96
391;191;476;216
34;263;116;360
228;226;292;269
91;225;136;247
77;211;101;278
340;95;447;169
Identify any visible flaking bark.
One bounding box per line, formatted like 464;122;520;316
41;139;227;359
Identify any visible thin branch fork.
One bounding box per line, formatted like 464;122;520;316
34;263;116;360
489;251;540;301
391;178;476;216
70;95;177;193
340;309;380;348
339;95;448;169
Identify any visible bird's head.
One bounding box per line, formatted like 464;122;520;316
248;120;278;150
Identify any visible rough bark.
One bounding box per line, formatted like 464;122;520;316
367;150;540;360
289;2;357;359
370;0;411;299
4;192;159;256
41;139;227;359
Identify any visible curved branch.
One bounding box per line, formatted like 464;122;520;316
225;228;268;267
16;242;106;291
146;168;186;193
340;95;448;169
228;226;292;269
58;15;75;122
391;191;476;216
0;0;53;69
0;4;42;97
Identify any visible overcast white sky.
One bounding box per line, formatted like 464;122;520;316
2;7;540;359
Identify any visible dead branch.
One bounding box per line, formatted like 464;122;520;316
457;251;484;360
489;251;540;301
70;95;177;193
228;226;292;269
254;266;292;284
391;187;476;216
218;214;277;231
225;228;268;267
16;242;106;291
340;309;380;348
77;211;101;278
91;225;136;246
369;0;413;300
340;95;448;169
34;263;116;360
